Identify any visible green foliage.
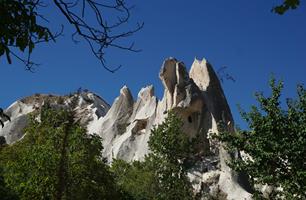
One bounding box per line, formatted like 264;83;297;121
111;159;157;200
148;111;192;162
0;0;52;64
218;79;306;199
0;167;19;200
0;104;194;200
273;0;300;15
112;111;194;200
146;155;193;200
148;111;193;200
0;138;19;200
0;105;120;200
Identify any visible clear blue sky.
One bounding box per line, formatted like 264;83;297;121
1;0;306;128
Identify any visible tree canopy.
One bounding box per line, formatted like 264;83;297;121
217;79;306;199
0;105;198;200
111;111;194;200
0;104;121;200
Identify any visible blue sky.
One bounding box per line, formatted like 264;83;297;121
1;0;306;128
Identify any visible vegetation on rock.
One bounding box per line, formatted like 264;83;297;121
112;111;194;200
0;106;195;200
218;79;306;199
0;104;121;200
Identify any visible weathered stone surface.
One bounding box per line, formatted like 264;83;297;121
0;92;110;143
190;58;234;127
0;58;251;199
1;101;33;143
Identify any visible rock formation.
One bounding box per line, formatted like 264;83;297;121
1;92;110;144
0;58;251;199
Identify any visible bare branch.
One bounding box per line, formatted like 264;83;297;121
1;0;142;72
52;0;143;72
217;66;236;83
9;50;40;72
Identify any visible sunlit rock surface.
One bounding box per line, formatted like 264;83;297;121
0;58;251;199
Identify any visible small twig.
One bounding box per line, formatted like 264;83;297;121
217;66;236;83
53;0;143;72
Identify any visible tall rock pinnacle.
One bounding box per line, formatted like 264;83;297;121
0;58;251;199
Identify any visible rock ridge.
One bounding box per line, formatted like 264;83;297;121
0;58;251;199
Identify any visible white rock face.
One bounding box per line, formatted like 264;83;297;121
92;58;251;199
1;101;34;143
0;92;110;144
0;58;252;199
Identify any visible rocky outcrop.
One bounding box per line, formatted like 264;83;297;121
0;92;110;144
190;58;233;129
95;85;157;161
91;57;251;199
0;58;251;199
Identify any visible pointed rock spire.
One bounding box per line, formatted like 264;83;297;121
190;58;234;126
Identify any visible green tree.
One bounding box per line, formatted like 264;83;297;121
112;111;194;200
0;104;120;200
0;167;19;200
0;137;19;200
218;79;306;199
148;111;192;163
111;159;157;200
147;111;193;200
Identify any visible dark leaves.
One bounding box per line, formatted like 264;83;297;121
0;0;53;67
273;0;300;15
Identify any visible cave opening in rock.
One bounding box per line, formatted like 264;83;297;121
188;116;192;123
